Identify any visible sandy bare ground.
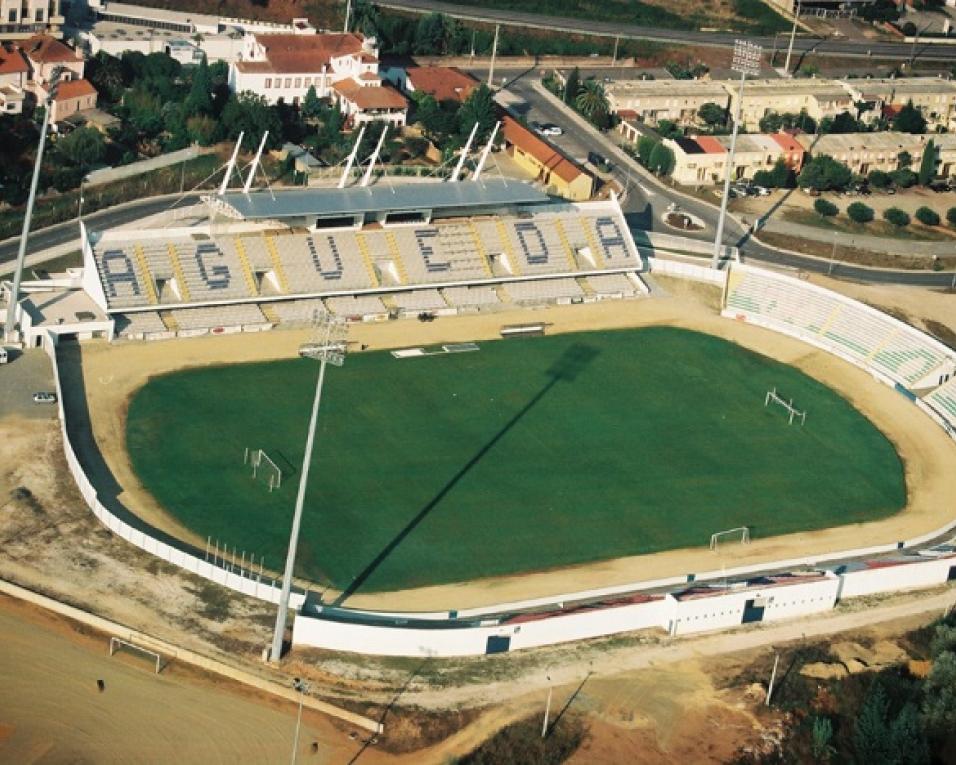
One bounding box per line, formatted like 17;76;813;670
73;290;956;611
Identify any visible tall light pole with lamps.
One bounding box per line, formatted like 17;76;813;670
783;1;802;76
269;314;347;663
711;41;762;270
3;66;63;342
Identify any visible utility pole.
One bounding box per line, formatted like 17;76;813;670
612;35;620;67
488;24;500;88
783;1;801;77
766;653;780;706
712;41;762;270
343;0;352;33
4;66;62;342
541;676;552;738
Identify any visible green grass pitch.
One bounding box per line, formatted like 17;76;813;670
126;327;905;594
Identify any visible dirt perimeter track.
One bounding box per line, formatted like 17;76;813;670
72;290;956;612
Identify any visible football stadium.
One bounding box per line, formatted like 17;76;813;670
8;139;956;657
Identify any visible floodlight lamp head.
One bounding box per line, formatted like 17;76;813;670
47;65;64;103
731;40;763;78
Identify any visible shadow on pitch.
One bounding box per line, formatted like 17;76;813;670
332;343;600;606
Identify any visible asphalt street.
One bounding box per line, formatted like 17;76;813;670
378;0;956;62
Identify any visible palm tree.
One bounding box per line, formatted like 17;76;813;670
575;80;609;125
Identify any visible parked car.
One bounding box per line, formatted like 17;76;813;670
587;151;611;171
801;186;821;197
929;180;952;193
537;123;564;137
32;392;56;404
750;185;770;196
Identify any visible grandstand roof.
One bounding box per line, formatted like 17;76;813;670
216;179;550;220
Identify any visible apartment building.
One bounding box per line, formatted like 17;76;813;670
0;42;28;113
21;35;97;122
606;78;729;126
796;132;956;177
0;0;62;41
840;77;956;130
666;133;805;186
727;78;854;131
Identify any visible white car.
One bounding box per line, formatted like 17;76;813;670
537;123;564;137
32;392;57;404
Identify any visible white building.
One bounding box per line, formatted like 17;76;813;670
0;42;28;114
0;0;63;40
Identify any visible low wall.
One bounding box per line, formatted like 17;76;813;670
44;333;305;610
649;256;728;286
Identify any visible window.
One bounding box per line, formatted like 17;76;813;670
294;77;301;88
8;8;15;21
304;77;311;86
34;7;43;21
284;78;291;89
265;77;271;88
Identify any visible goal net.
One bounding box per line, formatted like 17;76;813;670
765;388;806;426
244;447;282;492
710;526;751;552
109;637;164;673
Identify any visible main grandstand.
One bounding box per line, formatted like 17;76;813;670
73;176;648;341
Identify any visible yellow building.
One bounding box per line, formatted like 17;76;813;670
502;116;595;201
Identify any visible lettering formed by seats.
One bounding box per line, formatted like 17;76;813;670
514;221;548;265
194;243;230;289
595;217;630;259
102;250;141;297
414;228;450;272
308;235;343;280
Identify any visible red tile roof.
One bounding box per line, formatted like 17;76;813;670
248;33;370;74
333;79;407;111
0;44;28;75
694;136;727;154
405;66;478;103
19;35;81;64
768;132;803;153
53;78;97;101
502;116;589;185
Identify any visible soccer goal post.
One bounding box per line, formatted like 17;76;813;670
710;526;751;552
244;447;282;491
109;637;164;674
764;387;807;426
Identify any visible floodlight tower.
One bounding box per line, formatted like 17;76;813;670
3;66;63;342
711;40;762;270
782;1;802;77
269;313;347;663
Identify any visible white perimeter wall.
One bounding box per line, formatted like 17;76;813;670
44;332;304;609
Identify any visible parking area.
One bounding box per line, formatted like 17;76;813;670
0;348;57;420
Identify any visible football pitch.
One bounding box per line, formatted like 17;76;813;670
126;327;905;594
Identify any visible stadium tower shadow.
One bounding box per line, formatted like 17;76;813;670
332;342;600;606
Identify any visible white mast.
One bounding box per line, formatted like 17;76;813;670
218;132;244;195
450;122;479;182
472;121;500;181
361;125;388;187
338;124;366;189
243;131;269;194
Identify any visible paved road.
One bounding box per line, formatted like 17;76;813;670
0;192;203;266
502;76;956;287
379;0;956;62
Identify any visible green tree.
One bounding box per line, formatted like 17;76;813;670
351;0;380;37
753;159;796;188
563;67;581;107
883;207;911;227
636;135;657;166
915;206;940;226
930;622;956;657
648;141;675;175
948;207;956;227
811;716;835;762
868;169;892;189
847;201;874;223
302;85;322;119
87;51;125;103
798;155;852;191
814;198;839;217
56;127;105;170
220;93;282;147
575;80;609;127
897;150;913;169
697;102;726;128
186;115;218;145
855;684;892;763
413;13;447;55
890;169;917;188
826;111;861;134
457;83;496;143
185;56;212;116
918;139;937;186
892;101;927;134
923;651;956;738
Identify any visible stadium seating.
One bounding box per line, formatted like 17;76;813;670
171;303;267;331
925;377;956;430
587;273;642;298
442;285;500;308
114;311;166;337
325;294;386;317
266;298;327;325
725;267;953;389
391;289;447;313
506;278;583;304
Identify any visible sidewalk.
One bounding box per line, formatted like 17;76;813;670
758;217;956;258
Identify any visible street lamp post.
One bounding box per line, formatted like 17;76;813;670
542;675;553;738
290;678;311;765
712;41;762;270
269;314;347;663
3;66;63;342
783;1;802;77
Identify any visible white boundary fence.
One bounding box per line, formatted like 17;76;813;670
43;333;304;610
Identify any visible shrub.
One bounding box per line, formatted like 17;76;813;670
947;207;956;228
847;202;874;224
883;207;911;227
814;198;839;217
890;168;917;188
915;206;940;226
867;169;892;189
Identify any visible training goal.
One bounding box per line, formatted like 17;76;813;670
109;637;165;674
710;526;751;552
244;447;282;492
765;388;806;426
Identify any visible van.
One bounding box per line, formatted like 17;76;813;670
0;347;7;364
